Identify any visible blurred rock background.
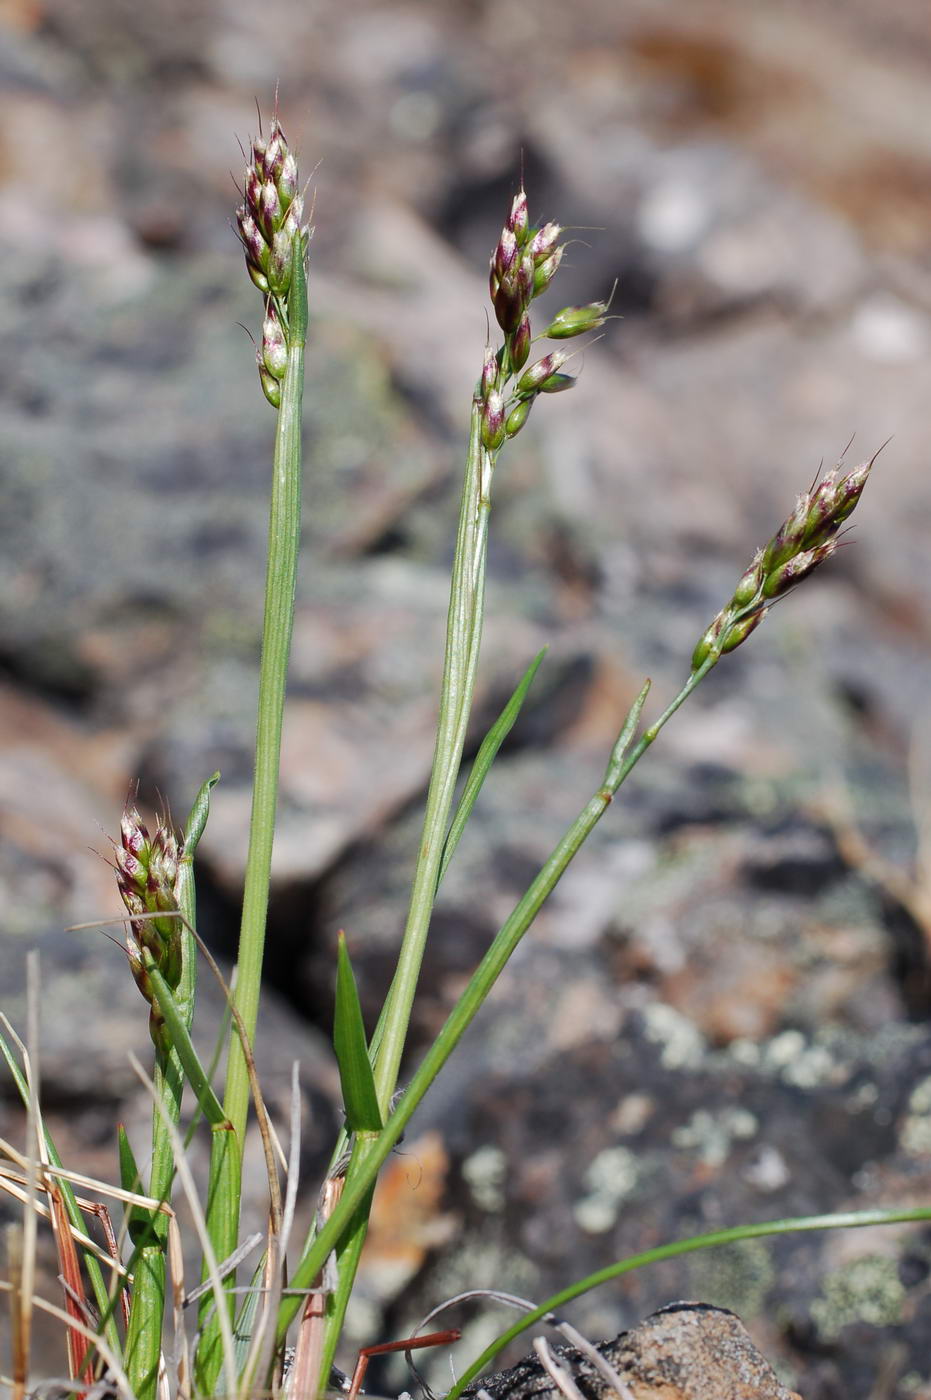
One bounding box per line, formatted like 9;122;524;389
2;0;931;1394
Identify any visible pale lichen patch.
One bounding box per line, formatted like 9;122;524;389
810;1254;906;1339
671;1106;758;1166
642;1001;706;1069
902;1074;931;1157
573;1145;640;1234
462;1144;508;1212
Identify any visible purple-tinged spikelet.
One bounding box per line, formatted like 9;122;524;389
114;802;184;1052
478;189;603;458
691;454;877;672
235;111;311;404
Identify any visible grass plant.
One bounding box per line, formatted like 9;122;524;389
2;103;925;1400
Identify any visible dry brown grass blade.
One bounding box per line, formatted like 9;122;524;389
166;1190;192;1400
19;954;41;1399
551;1320;635;1400
5;954;93;1392
0;1143;164;1213
0;1280;134;1398
85;1201;132;1331
532;1337;586;1400
4;952;109;1390
0;1167;127;1279
6;1223;27;1400
2;1136;184;1395
47;1180;95;1384
240;1064;305;1399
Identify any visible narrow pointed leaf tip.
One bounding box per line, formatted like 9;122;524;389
334;932;383;1133
117;1125;149;1246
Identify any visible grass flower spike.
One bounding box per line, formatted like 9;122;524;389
236;113;311;404
236;116;305;298
480;189;607;447
691;452;877;672
113;803;182;1052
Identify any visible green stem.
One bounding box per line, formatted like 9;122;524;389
281;667;706;1346
373;398;491;1114
199;250;306;1384
124;777;216;1400
609;660;711;785
312;400;492;1390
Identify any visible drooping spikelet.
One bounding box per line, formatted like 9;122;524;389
691;452;878;672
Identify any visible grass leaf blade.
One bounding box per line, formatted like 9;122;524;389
438;648;547;888
144;963;228;1128
334;933;382;1134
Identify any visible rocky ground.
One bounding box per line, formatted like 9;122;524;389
2;0;931;1395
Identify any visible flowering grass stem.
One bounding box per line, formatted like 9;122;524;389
373;399;491;1116
279;678;672;1348
124;776;216;1400
198;234;308;1389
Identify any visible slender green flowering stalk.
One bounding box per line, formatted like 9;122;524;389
303;189;610;1396
286;435;877;1396
691;452;877;672
374;189;608;1110
197;113;311;1391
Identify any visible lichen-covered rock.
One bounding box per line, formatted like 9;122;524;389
463;1304;800;1400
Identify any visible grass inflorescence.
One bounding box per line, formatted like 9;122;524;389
1;99;919;1400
